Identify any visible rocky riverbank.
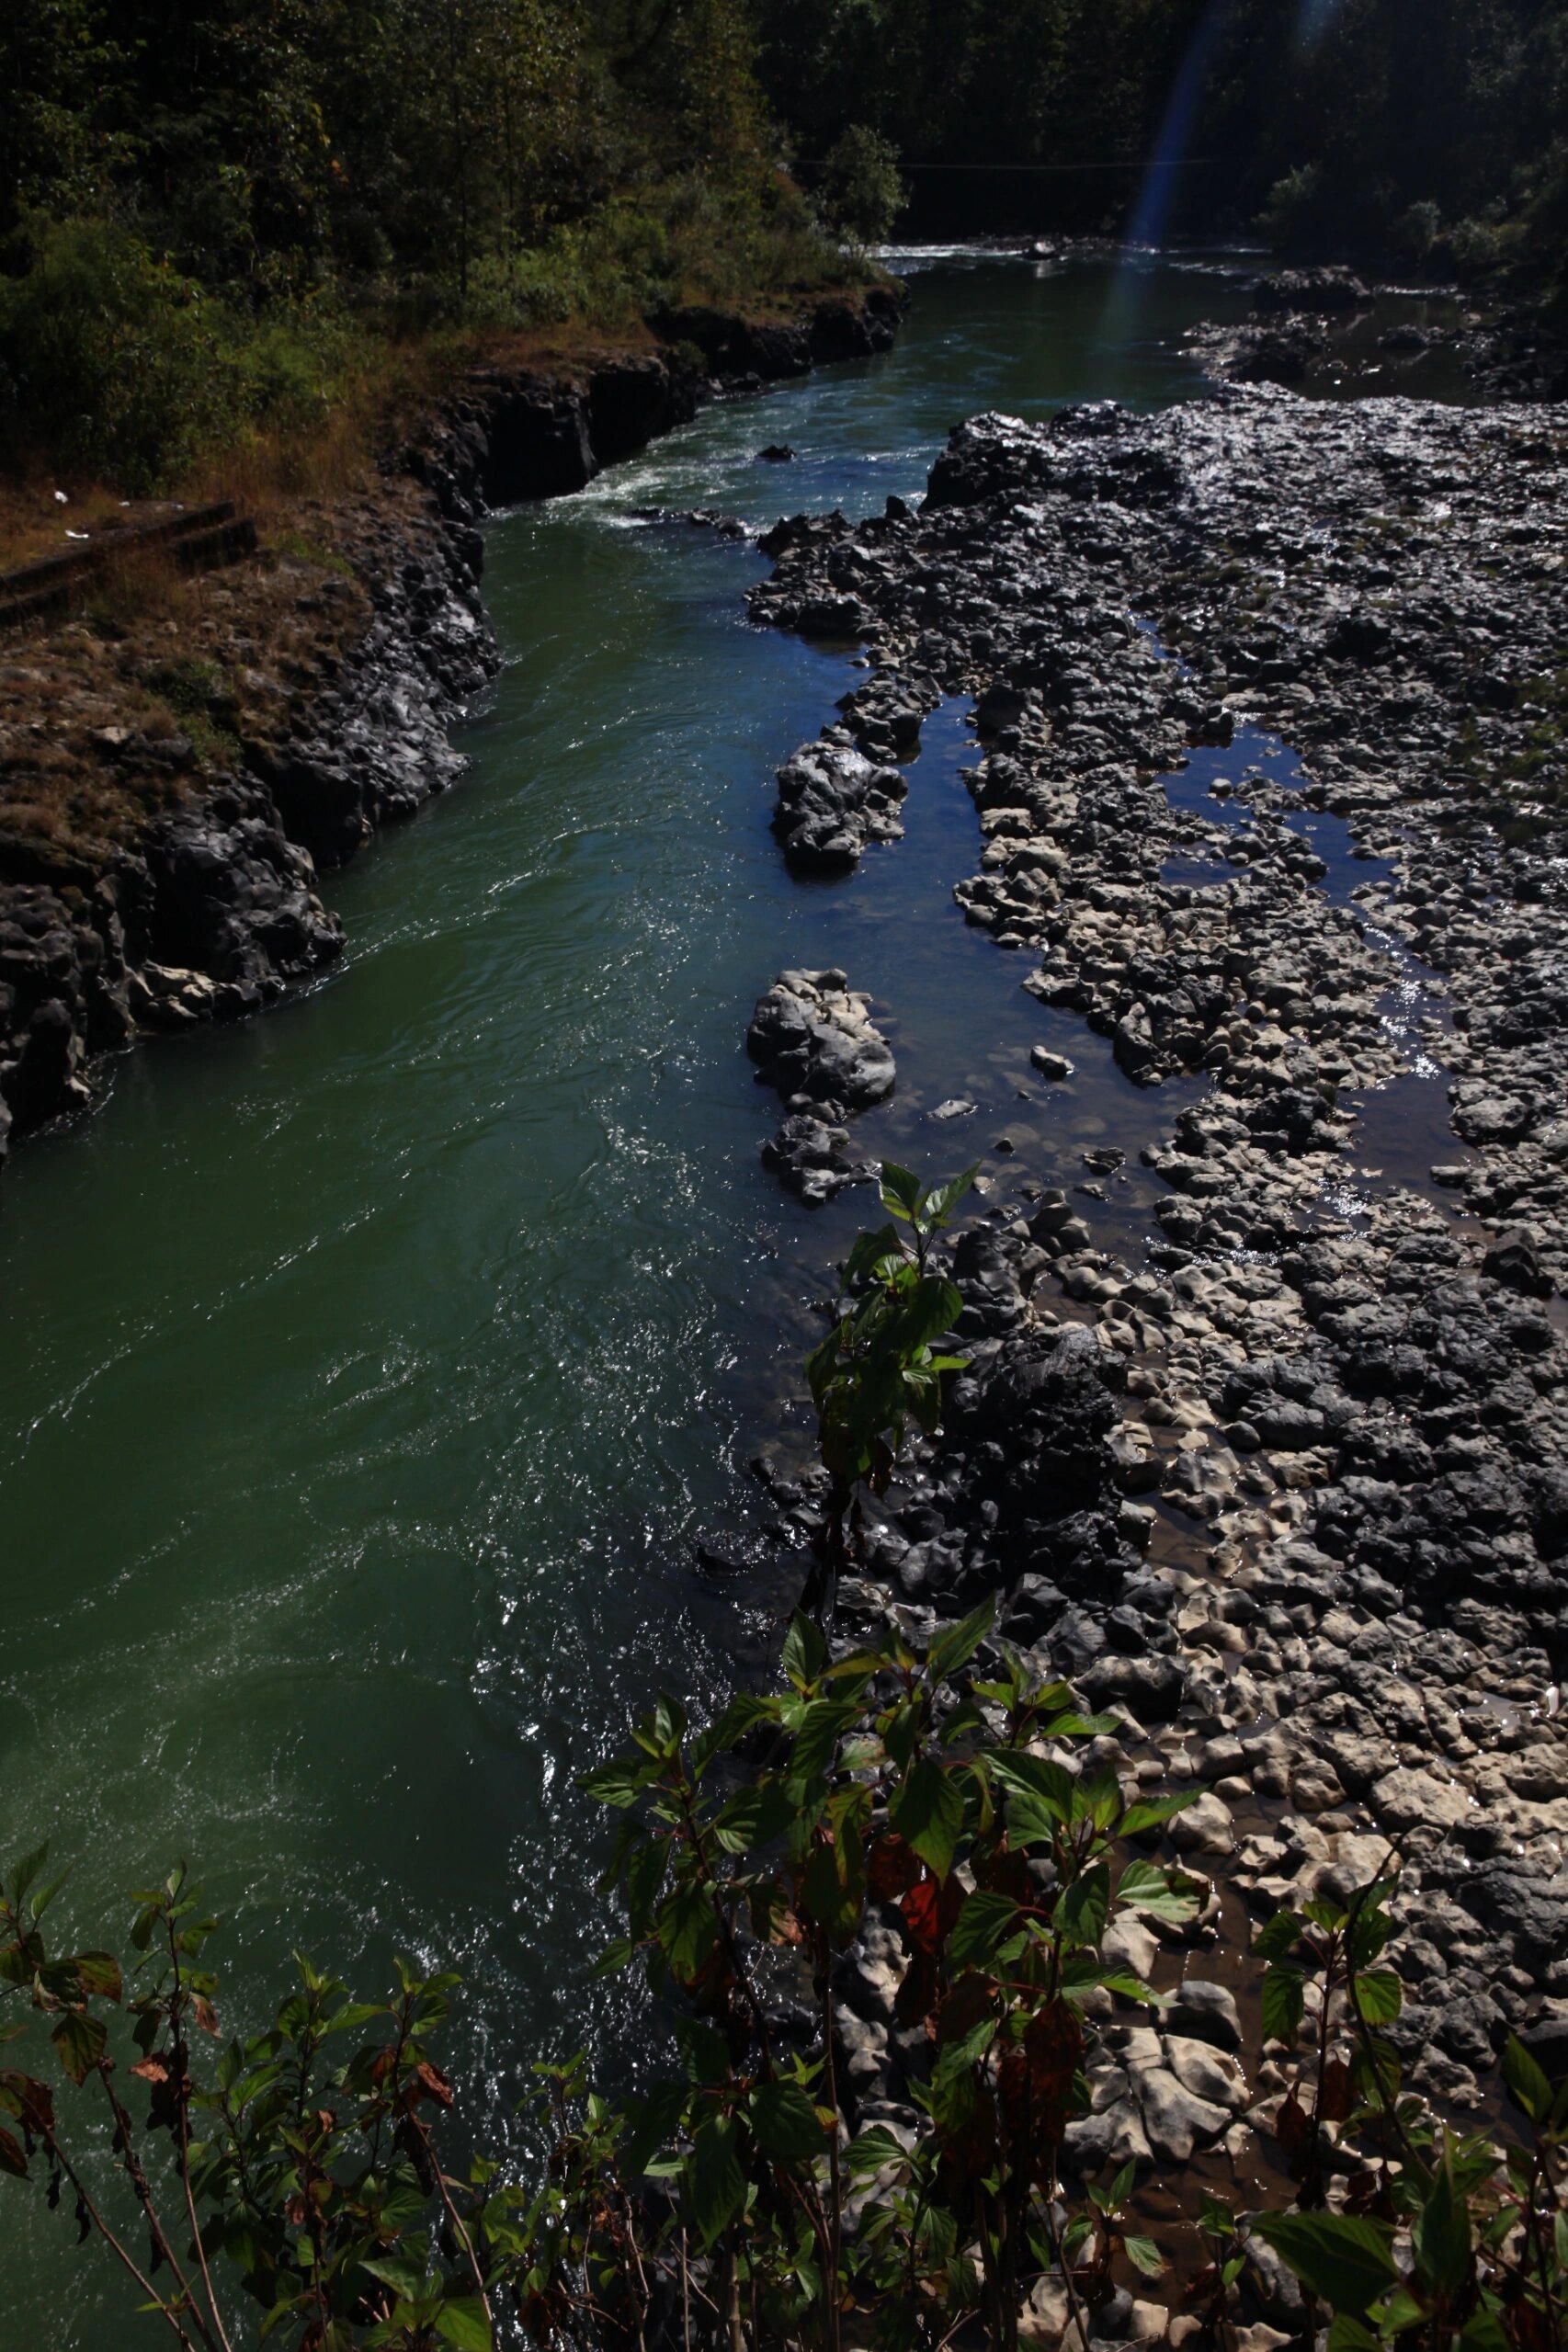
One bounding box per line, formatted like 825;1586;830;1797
0;285;903;1176
741;388;1568;2259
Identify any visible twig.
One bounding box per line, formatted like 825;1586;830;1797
41;2125;203;2351
165;1916;236;2352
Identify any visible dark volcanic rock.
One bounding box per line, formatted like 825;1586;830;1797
746;969;895;1113
772;738;908;871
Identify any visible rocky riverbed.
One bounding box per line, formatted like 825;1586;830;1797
742;388;1568;2301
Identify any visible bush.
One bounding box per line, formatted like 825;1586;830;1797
1258;162;1328;256
0;216;367;494
1449;213;1508;281
815;126;906;250
1393;198;1442;266
0;218;231;492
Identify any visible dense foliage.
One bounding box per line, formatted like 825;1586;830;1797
0;0;847;489
753;0;1568;295
2;0;1564;487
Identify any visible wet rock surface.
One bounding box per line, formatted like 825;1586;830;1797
772;737;909;871
746;388;1568;2211
748;968;893;1199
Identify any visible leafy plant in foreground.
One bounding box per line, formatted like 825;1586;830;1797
0;1851;502;2350
564;1599;1204;2352
1248;1874;1568;2350
803;1162;974;1591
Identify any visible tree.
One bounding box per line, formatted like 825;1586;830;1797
814;124;905;246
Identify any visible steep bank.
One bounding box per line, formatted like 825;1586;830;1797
0;286;903;1174
744;392;1568;2149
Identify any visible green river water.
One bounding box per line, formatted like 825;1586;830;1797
0;251;1467;2342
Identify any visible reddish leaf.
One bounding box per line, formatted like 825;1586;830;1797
1319;2054;1353;2122
998;2047;1030;2140
972;1843;1033;1905
935;1977;995;2049
415;2060;453;2108
899;1873;962;1959
937;2081;997;2186
1023;1999;1082;2140
1274;2087;1312;2178
192;1996;220;2040
1515;2300;1554;2352
866;1833;920;1903
2;2073;53;2134
0;2125;27;2179
1181;2264;1221;2309
129;2058;169;2085
1343;2167;1391;2219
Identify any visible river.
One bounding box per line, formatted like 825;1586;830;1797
0;249;1469;2340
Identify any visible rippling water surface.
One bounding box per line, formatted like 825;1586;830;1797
0;252;1464;2338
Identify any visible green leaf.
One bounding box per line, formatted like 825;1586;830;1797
651;1694;687;1755
1252;1910;1305;1961
8;1846;48;1906
1326;2317;1381;2352
435;2297;494;2350
948;1891;1019;1971
674;2017;731;2088
1251;2213;1400;2316
1056;1861;1110;1950
1412;2155;1472;2303
845;1224;904;1286
751;2081;824;2165
880;1164;923;1221
921;1167;978;1229
688;2115;746;2252
360;2255;429;2299
710;1780;795;1857
846;2125;910;2176
1455;2315;1511;2352
990;1752;1075;1827
1502;2033;1554;2124
589;1937;636;1980
29;1868;73;1922
1120;1791;1199;1838
690;1693;770;1778
656;1880;717;1983
51;2011;106;2085
890;1759;964;1883
1261;1964;1307;2046
622;2082;687;2177
72;1953;121;2003
1116;1858;1200;1925
1122;2233;1164;2278
783;1613;826;1693
927;1599;995;1687
577;1755;651;1809
885;1277;963;1357
790;1699;859;1786
1351;1970;1403;2026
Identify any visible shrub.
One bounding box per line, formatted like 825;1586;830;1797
815;126;906;251
1258;161;1328;256
0;218;231;492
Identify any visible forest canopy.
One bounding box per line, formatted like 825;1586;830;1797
1;0;1564;489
